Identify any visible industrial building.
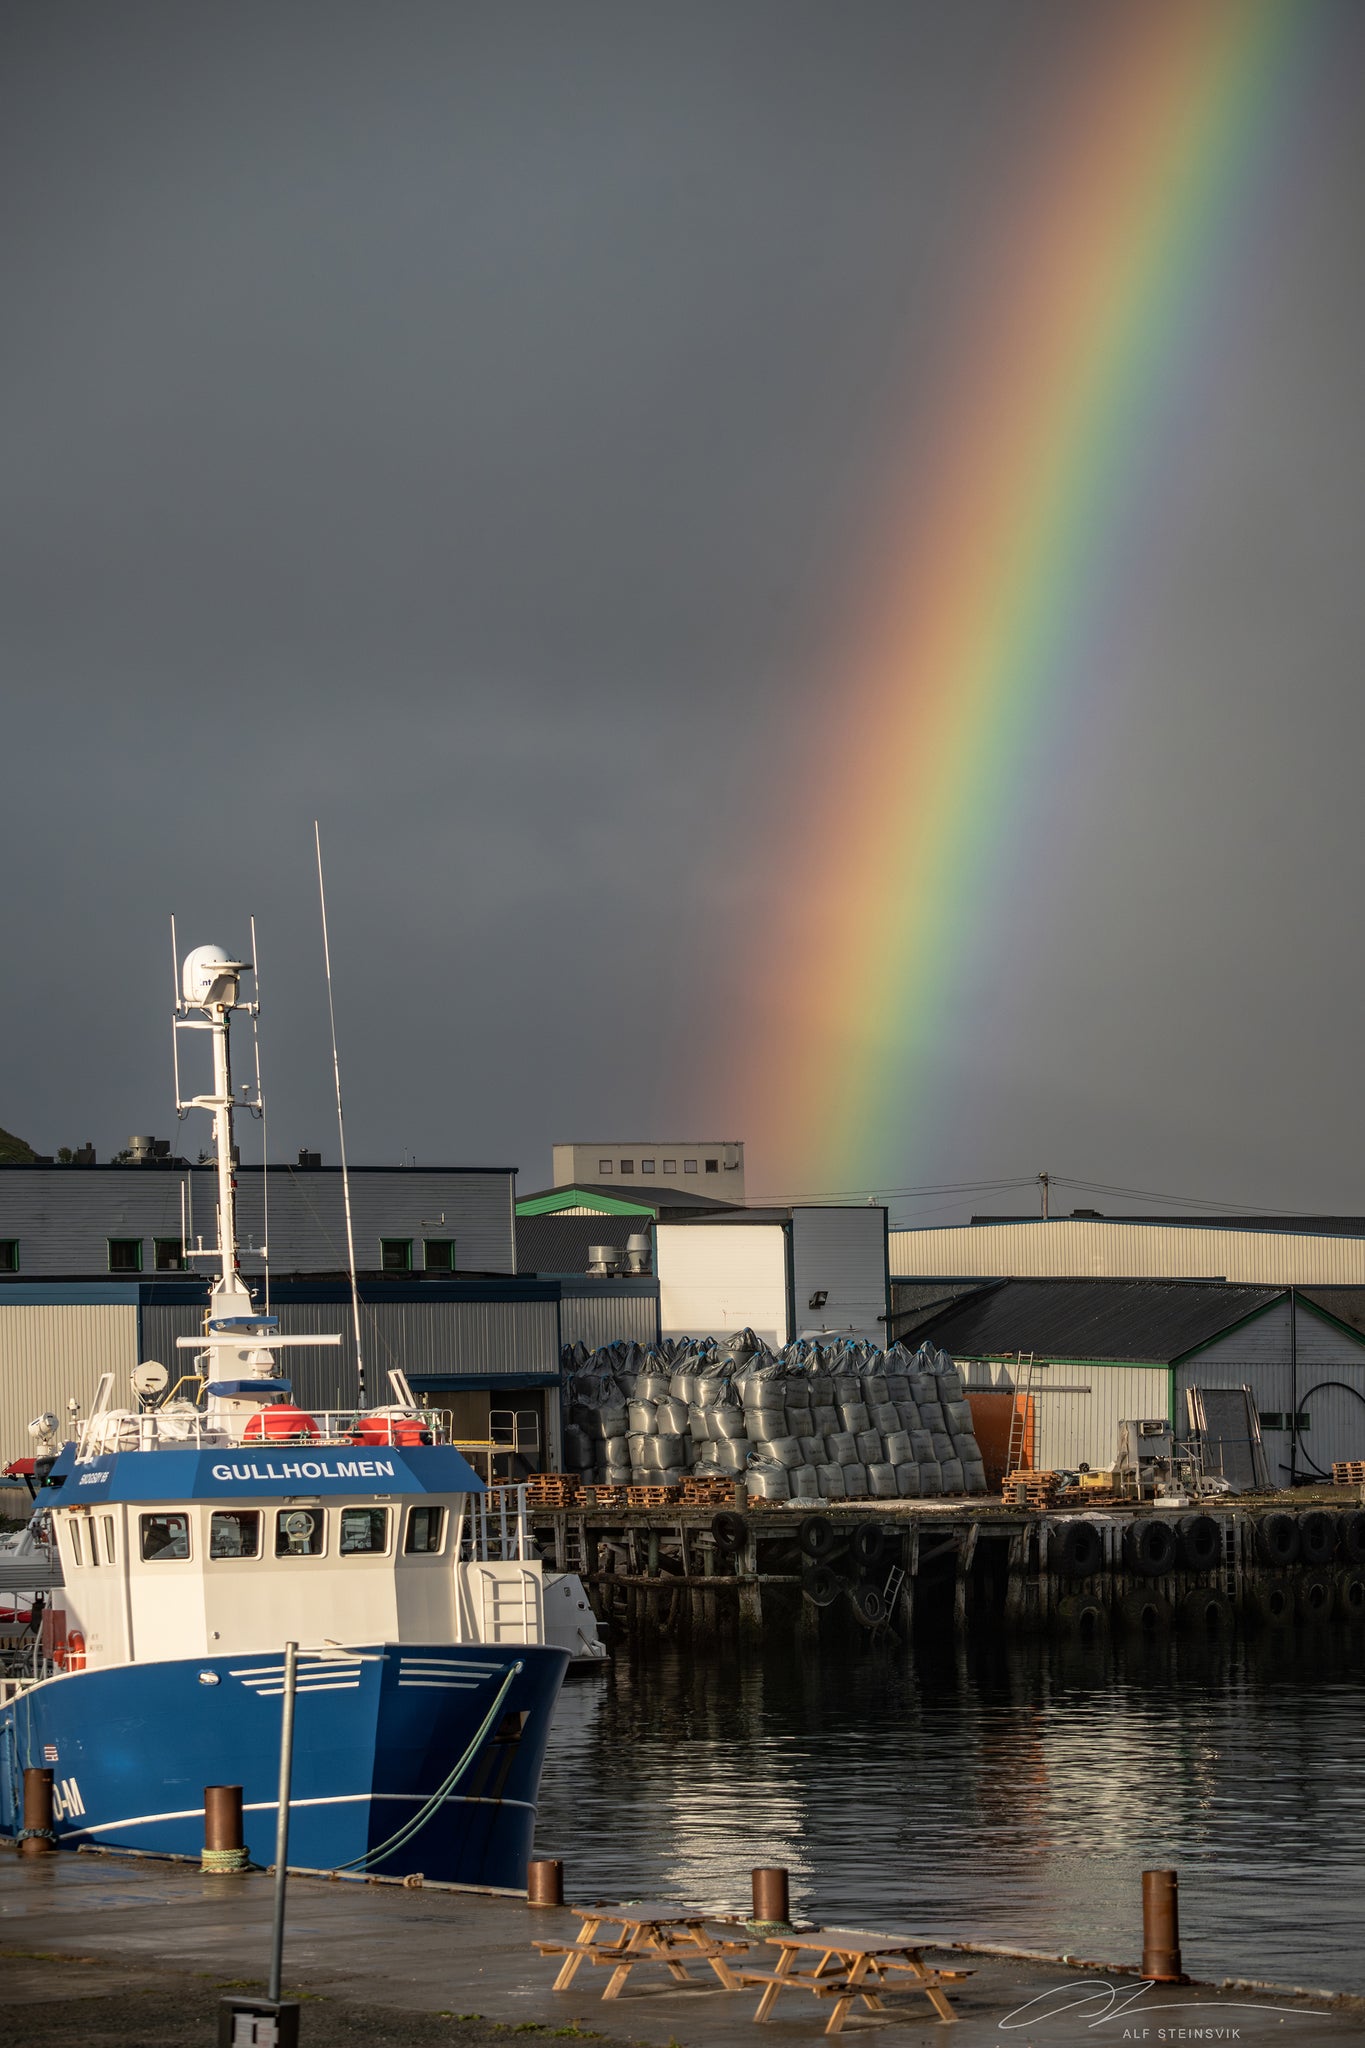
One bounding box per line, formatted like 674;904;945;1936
548;1139;745;1202
889;1211;1365;1286
912;1277;1365;1481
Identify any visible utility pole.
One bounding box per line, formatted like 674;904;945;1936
1038;1171;1050;1220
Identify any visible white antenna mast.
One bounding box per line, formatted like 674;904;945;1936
314;822;366;1404
250;913;271;1321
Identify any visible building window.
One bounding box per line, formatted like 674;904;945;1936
424;1239;455;1272
641;1158;655;1174
108;1238;143;1272
380;1238;412;1273
598;1159;613;1174
209;1510;261;1559
405;1505;446;1554
684;1159;698;1174
705;1158;718;1173
0;1240;17;1272
154;1237;186;1272
1258;1412;1284;1431
620;1159;635;1175
140;1512;190;1561
662;1160;676;1174
276;1508;325;1557
340;1506;390;1555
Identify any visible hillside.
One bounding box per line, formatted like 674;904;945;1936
0;1124;36;1164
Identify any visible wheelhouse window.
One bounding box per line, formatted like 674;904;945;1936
154;1236;186;1272
210;1509;261;1559
108;1237;143;1272
0;1240;17;1272
140;1512;190;1561
69;1519;85;1567
423;1239;455;1272
380;1238;412;1273
339;1506;390;1555
276;1508;325;1557
99;1515;116;1564
405;1505;446;1554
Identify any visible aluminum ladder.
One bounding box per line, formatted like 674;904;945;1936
1004;1352;1036;1476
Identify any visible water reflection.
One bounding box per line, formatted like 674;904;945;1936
537;1631;1365;1991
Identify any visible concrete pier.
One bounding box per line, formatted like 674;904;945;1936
2;1847;1361;2045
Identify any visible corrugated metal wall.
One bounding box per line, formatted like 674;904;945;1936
0;1304;137;1465
889;1220;1365;1285
790;1208;888;1342
956;1356;1171;1471
1175;1298;1365;1481
0;1167;517;1276
558;1287;659;1352
140;1297;559;1412
656;1224;790;1345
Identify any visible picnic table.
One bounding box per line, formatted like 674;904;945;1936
533;1901;749;2000
739;1929;968;2032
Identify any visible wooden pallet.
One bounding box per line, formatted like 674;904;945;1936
583;1485;629;1510
626;1484;683;1508
526;1476;584;1508
1001;1470;1062;1508
678;1476;741;1506
1333;1462;1365;1485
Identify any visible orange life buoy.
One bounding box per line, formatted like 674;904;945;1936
66;1630;86;1672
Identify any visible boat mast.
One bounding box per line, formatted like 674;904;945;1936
175;944;255;1310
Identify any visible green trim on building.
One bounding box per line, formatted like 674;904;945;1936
516;1186;659;1218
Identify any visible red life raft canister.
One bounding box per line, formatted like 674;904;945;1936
352;1408;429;1448
243;1402;320;1442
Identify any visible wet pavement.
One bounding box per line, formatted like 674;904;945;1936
2;1847;1363;2047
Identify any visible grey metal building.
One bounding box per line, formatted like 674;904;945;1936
0;1164;517;1278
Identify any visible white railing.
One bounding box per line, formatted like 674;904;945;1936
74;1406;452;1462
462;1484;532;1562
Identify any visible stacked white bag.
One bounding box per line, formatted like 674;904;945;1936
560;1334;988;1501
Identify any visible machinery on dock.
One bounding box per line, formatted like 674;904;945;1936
0;942;569;1885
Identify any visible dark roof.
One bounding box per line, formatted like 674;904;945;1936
517;1212;653;1276
518;1182;739;1215
915;1278;1287;1364
1300;1288;1365;1337
970;1212;1365;1238
889;1281;992;1339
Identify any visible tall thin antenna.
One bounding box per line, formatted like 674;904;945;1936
169;914;184;1112
251;914;271;1321
314;823;366;1404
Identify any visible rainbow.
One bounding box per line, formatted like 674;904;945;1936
717;0;1318;1199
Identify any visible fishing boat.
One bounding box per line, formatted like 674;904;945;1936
0;942;569;1885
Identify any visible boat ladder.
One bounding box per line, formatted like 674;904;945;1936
874;1564;906;1640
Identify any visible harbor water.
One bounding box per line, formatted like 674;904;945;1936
537;1630;1365;1994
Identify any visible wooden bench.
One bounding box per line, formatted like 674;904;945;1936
532;1905;749;1998
740;1931;972;2032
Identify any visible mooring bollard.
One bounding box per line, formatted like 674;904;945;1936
1141;1868;1184;1982
18;1767;55;1857
203;1785;248;1874
750;1866;791;1931
527;1858;565;1907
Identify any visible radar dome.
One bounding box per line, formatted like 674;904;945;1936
181;943;250;1010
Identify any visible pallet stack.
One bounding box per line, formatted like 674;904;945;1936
583;1483;629;1510
626;1482;682;1509
1332;1461;1365;1485
1001;1469;1063;1510
524;1473;584;1511
678;1474;741;1508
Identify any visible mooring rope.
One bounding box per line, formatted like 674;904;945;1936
330;1660;523;1874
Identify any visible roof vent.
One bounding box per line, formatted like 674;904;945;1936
298;1149;321;1170
625;1233;652;1276
587;1244;621;1277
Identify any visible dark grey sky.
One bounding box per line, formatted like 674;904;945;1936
4;3;1364;1222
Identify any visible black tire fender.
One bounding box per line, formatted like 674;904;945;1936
711;1510;746;1553
1297;1570;1334;1621
804;1563;843;1608
851;1522;885;1567
1299;1511;1336;1569
1338;1511;1365;1566
1118;1588;1172;1634
1256;1513;1300;1566
1252;1579;1294;1627
1122;1517;1178;1577
849;1581;886;1627
1337;1567;1365;1621
1177;1588;1233;1633
1055;1591;1108;1636
1055;1519;1104;1579
1176;1513;1222;1572
798;1514;835;1560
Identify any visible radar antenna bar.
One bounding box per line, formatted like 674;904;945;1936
315;822;366;1403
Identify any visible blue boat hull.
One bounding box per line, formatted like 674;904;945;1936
0;1640;569;1889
